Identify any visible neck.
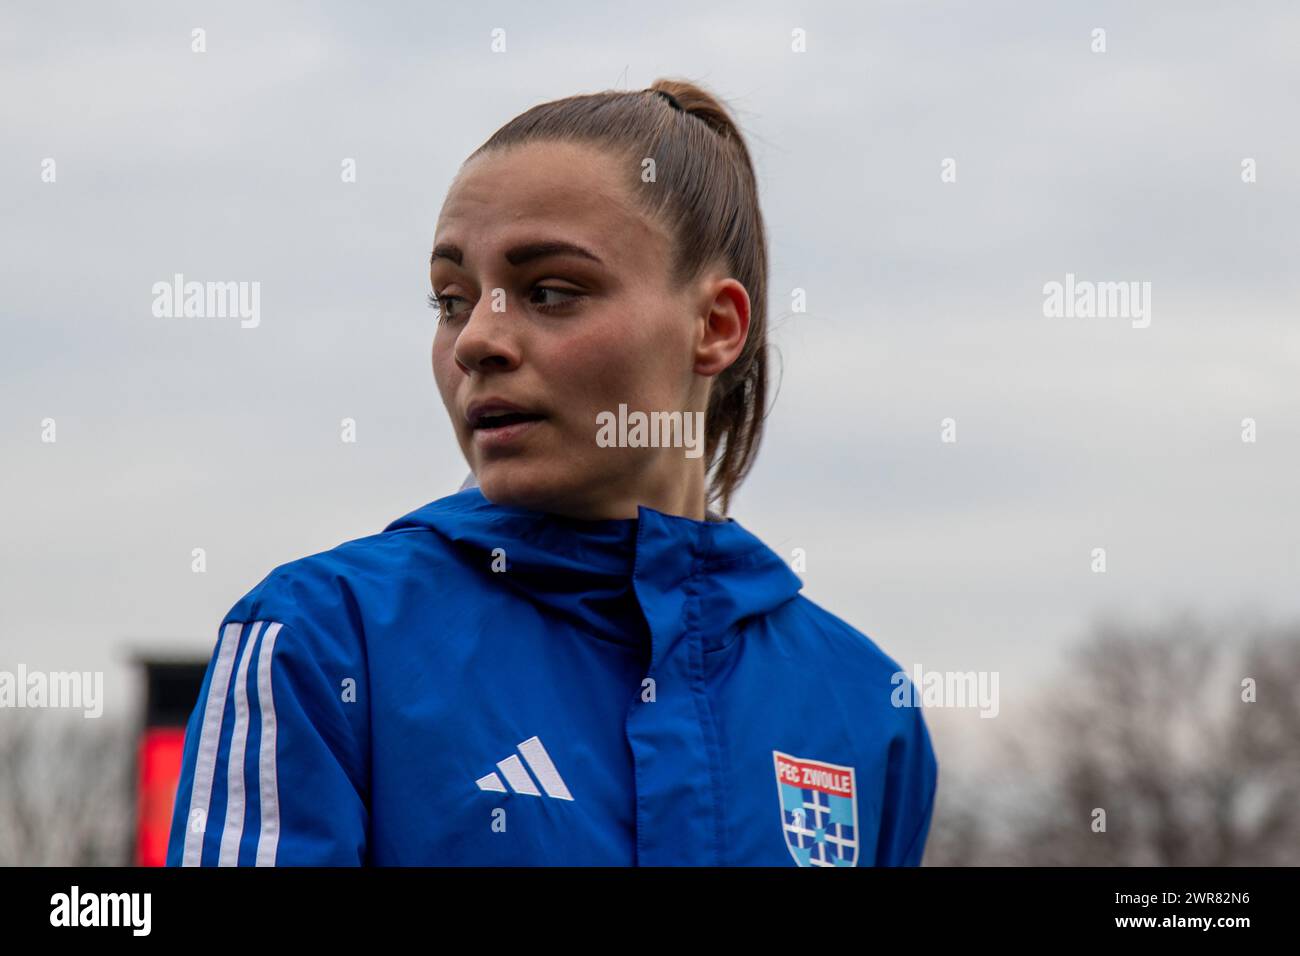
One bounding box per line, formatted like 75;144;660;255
633;459;709;521
493;462;712;522
569;465;708;522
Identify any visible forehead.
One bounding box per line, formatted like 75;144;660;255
433;140;667;269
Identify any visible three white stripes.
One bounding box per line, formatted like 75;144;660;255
476;736;574;800
182;620;284;866
184;623;572;864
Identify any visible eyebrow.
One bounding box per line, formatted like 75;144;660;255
430;240;604;268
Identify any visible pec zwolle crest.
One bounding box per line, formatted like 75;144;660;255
773;750;859;867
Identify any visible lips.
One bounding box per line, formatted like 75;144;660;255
474;411;544;430
466;400;546;431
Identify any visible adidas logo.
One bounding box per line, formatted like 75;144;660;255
475;735;574;800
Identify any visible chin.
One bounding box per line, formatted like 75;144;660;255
475;463;563;512
475;462;612;519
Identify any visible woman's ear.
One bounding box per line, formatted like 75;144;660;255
693;276;750;377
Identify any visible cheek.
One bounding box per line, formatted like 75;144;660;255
604;304;691;403
545;315;663;411
529;336;605;427
431;334;459;403
574;308;686;413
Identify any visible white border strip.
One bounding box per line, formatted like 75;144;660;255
181;621;245;866
254;622;284;865
217;621;264;865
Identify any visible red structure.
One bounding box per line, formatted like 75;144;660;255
134;660;206;866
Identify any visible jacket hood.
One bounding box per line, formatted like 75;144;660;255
383;487;804;657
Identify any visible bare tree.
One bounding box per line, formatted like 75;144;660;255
0;710;135;865
1002;613;1300;865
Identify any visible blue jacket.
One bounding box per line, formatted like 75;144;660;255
166;487;938;866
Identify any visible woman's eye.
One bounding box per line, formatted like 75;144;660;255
530;285;583;312
427;291;470;322
428;286;581;321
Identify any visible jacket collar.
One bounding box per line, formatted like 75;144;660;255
384;487;803;652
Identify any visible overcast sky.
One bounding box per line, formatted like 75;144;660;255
3;1;1298;766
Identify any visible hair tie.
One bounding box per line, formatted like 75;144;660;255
652;89;683;112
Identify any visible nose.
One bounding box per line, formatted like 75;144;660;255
452;294;522;374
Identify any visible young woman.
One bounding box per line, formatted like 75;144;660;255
167;79;938;867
